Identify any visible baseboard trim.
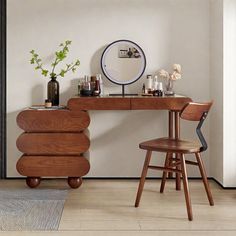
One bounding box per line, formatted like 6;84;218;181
5;176;236;189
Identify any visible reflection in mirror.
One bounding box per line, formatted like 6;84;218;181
101;40;146;96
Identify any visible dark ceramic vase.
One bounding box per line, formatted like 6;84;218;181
47;77;59;106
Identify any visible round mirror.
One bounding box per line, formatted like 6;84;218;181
101;40;146;86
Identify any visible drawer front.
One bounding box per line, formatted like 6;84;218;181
16;133;90;155
68;97;131;110
131;97;192;110
17;155;90;177
17;110;90;132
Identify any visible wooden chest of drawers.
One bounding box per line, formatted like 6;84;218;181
16;109;90;188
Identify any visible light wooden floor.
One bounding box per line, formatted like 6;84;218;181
1;179;236;236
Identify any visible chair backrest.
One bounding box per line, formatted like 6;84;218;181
180;102;213;121
180;101;213;152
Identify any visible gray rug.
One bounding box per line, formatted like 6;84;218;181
0;188;68;231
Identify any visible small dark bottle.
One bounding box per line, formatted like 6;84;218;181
127;48;133;58
47;77;59;106
93;78;101;96
142;83;145;94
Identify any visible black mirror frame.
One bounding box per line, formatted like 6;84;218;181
101;39;146;86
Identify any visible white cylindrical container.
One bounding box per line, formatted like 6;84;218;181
146;75;153;90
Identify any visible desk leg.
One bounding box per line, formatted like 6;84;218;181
168;111;174;178
175;111;181;190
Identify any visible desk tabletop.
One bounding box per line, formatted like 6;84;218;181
67;94;192;111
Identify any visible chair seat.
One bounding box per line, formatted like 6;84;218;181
139;137;201;154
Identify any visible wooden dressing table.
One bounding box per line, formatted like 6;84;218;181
16;95;192;188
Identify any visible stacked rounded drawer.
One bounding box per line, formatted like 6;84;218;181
16;109;90;188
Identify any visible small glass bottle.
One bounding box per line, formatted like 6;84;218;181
146;75;153;94
90;76;96;91
142;83;145;94
153;81;164;96
127;48;133;58
78;78;82;95
96;74;104;95
45;99;52;108
93;76;101;96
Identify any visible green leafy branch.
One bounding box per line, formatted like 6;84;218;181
30;40;80;79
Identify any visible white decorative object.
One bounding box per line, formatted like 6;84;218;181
158;64;182;95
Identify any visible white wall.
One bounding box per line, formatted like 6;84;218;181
7;0;210;177
209;0;236;187
209;0;224;184
223;0;236;186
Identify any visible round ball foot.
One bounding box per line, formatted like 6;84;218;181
68;177;82;189
26;177;41;188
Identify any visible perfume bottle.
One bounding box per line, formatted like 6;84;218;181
93;75;101;96
142;83;146;94
96;74;104;95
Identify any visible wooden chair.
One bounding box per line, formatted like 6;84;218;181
135;102;214;221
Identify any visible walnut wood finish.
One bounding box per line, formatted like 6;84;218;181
16;133;90;155
175;112;181;191
17;110;90;132
136;101;214;220
135;150;152;208
26;177;41;188
160;152;171;193
68;177;83;189
68;97;131;110
139;138;201;154
180;102;213;121
16;96;191;189
68;96;192;111
195;152;214;206
180;154;193;221
168;111;174;178
131;97;192;110
17;155;90;177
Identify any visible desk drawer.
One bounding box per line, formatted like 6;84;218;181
131;97;192;110
68;97;131;110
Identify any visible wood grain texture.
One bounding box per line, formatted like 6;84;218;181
131;97;192;110
67;96;192;111
67;177;83;189
16;155;90;177
68;97;131;110
180;102;213;121
16;132;90;155
139;138;201;154
180;154;193;221
26;177;41;188
17;110;90;132
135;151;152;208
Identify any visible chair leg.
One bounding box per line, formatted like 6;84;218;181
135;150;152;207
176;153;181;191
195;152;214;206
160;152;171;193
168;154;174;178
180;154;193;221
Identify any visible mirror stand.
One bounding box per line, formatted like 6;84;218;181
109;84;138;96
